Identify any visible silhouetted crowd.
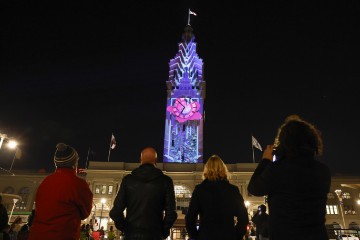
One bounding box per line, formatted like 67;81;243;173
0;115;331;240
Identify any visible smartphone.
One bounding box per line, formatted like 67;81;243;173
272;148;277;162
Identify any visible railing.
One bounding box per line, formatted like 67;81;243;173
327;228;360;240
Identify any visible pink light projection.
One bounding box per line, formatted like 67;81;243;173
167;98;202;123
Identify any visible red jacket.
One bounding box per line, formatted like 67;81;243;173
29;168;93;240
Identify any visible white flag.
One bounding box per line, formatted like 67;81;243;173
189;9;197;16
252;135;262;151
110;134;116;150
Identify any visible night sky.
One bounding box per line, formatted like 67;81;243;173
1;1;359;175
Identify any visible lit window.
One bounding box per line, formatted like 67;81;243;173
95;185;101;194
342;192;351;199
174;184;192;212
102;186;107;194
326;205;338;215
108;186;113;195
18;187;30;210
344;205;356;215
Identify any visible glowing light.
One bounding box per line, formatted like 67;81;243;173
7;140;18;149
164;27;204;163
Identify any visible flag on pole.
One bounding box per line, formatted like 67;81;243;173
110;134;116;150
189;9;197;16
252;135;262;151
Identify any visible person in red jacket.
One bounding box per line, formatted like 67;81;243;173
28;143;93;240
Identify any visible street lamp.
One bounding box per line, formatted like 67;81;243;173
92;202;97;228
335;189;346;229
0;133;7;150
8;198;19;224
7;140;18;149
0;134;19;174
0;134;17;150
99;198;106;228
7;140;19;172
245;201;251;218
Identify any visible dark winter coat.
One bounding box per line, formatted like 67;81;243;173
0;202;8;232
252;211;269;238
185;179;249;240
110;163;177;240
248;157;331;240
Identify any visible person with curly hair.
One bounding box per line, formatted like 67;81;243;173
248;115;331;240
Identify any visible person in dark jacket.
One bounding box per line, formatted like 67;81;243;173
251;205;269;240
248;115;331;240
0;195;10;240
110;147;177;240
185;155;249;240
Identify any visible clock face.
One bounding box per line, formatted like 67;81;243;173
166;97;202;123
172;98;198;119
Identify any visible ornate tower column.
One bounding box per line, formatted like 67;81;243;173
163;25;206;163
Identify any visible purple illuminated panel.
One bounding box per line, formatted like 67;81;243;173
163;25;205;163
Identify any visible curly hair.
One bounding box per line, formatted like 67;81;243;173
203;155;229;181
273;114;323;158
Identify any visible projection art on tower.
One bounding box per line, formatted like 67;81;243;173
163;24;206;163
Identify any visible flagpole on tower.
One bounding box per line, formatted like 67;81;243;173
188;8;197;26
251;134;255;163
251;134;263;163
188;9;190;25
85;146;91;169
107;146;111;162
108;133;116;162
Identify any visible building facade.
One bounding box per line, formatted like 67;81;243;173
1;163;359;238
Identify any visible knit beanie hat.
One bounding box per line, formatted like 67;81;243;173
54;143;79;168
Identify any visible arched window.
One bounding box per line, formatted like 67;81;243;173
17;187;30;210
3;186;14;194
174;184;192;214
327;193;335;199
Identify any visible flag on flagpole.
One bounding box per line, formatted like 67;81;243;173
110;134;116;150
189;9;197;16
252;135;262;151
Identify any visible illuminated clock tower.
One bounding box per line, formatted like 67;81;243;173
163;25;205;163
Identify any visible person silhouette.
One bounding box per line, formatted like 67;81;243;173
252;205;269;240
110;147;177;240
28;143;93;240
248;115;331;240
185;155;249;240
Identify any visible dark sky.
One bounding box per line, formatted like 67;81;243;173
1;1;359;175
